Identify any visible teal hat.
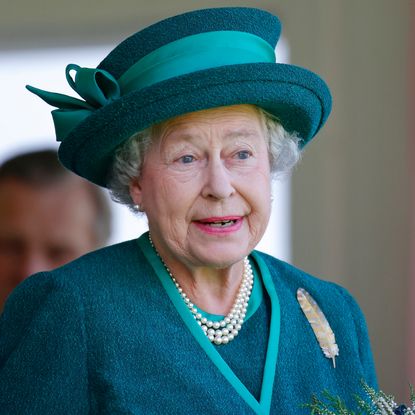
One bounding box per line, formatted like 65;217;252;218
27;7;332;187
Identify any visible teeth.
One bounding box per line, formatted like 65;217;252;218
208;220;235;227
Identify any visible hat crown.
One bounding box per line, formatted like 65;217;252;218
98;7;281;79
26;6;331;187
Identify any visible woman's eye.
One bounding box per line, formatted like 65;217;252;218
235;150;251;160
179;155;195;164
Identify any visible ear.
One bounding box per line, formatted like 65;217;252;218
129;177;143;207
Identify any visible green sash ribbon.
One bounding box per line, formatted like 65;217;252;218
26;31;276;141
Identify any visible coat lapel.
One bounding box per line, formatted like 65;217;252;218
138;234;281;415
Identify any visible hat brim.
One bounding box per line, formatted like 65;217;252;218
58;62;331;187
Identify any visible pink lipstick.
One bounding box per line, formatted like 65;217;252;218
193;216;243;234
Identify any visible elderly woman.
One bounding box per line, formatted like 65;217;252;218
0;7;377;415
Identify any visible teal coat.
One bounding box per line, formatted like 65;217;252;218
0;234;377;414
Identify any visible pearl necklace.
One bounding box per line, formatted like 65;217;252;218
148;234;254;345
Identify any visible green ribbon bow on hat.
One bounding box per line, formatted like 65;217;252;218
26;31;278;142
26;64;121;141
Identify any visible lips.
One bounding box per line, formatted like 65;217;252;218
193;216;243;234
197;216;241;225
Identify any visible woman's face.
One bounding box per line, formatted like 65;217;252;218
130;105;272;270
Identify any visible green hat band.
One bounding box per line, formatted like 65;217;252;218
26;31;275;142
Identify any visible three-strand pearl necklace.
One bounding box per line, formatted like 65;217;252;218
148;234;254;345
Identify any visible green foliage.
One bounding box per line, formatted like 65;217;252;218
303;382;415;415
410;384;415;408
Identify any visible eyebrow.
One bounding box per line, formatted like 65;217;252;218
172;129;261;141
159;126;263;147
223;129;262;139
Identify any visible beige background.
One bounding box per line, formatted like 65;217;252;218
1;0;412;401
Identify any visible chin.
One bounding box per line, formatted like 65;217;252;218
188;242;251;269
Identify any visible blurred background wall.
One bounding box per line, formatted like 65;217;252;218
1;0;412;402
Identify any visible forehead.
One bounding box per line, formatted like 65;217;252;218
152;104;266;141
0;178;96;237
0;177;89;205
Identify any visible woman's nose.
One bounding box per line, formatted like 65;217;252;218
201;158;235;200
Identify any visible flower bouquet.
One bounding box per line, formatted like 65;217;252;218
304;383;415;415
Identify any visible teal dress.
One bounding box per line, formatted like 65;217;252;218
0;233;377;414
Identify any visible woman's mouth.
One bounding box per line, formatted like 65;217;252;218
193;217;243;234
204;219;237;227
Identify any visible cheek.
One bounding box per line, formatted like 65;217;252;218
245;171;272;226
249;165;272;201
251;194;271;227
143;174;193;222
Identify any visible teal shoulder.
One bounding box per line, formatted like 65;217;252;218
252;250;369;333
253;250;378;390
2;238;144;314
253;249;347;294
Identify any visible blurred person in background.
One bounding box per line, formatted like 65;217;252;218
0;149;111;310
